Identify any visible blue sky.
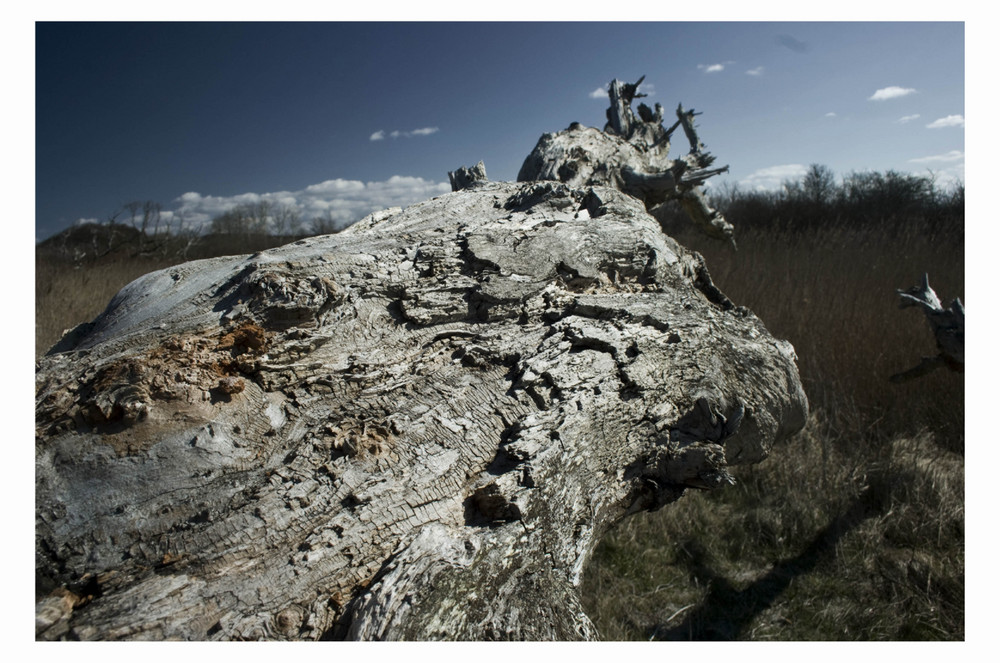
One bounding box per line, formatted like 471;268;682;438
34;20;965;240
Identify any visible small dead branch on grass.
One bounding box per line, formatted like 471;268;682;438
891;273;964;383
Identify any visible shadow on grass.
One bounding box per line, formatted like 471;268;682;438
652;485;884;640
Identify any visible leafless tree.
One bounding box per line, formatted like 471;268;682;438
310;210;343;235
270;203;304;236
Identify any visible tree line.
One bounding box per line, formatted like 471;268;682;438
105;199;344;242
207;200;342;237
705;164;964;236
40;199;348;262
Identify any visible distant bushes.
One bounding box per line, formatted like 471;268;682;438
210;200;303;236
711;165;964;238
657;164;963;244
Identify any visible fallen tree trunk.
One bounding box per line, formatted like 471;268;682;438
36;181;807;640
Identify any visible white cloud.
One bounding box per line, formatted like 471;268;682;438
303;179;367;195
936;167;964;186
897;114;921;123
909;150;965;164
908;163;965;187
698;63;725;73
926;115;965;129
739;164;809;191
373;127;441;140
746;67;764;76
169;176;452;233
589;87;607;99
869;86;917;101
824;112;837;118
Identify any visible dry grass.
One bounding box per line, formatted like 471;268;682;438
35;256;179;356
582;419;964;640
684;219;964;453
581;218;964;640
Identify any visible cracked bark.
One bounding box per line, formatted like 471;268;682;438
36;181;807;640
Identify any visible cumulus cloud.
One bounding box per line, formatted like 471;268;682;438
739;164;809;191
746;67;764;76
698;63;725;73
909;150;964;164
897;114;921;123
869;86;917;101
909;162;965;187
905;151;964;187
940;165;964;185
370;127;440;140
935;167;964;186
589;87;607;99
169;175;452;234
926;115;964;129
775;35;808;53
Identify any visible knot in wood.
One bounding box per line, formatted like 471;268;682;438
274;605;304;637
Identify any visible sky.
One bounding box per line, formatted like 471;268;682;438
34;19;966;241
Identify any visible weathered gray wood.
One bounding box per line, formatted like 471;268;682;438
519;76;734;246
35;181;807;640
677;186;738;246
448;161;488;191
891;273;964;383
605;77;647;138
676;104;706;155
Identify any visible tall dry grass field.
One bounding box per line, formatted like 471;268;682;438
581;212;964;640
35;255;179;356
